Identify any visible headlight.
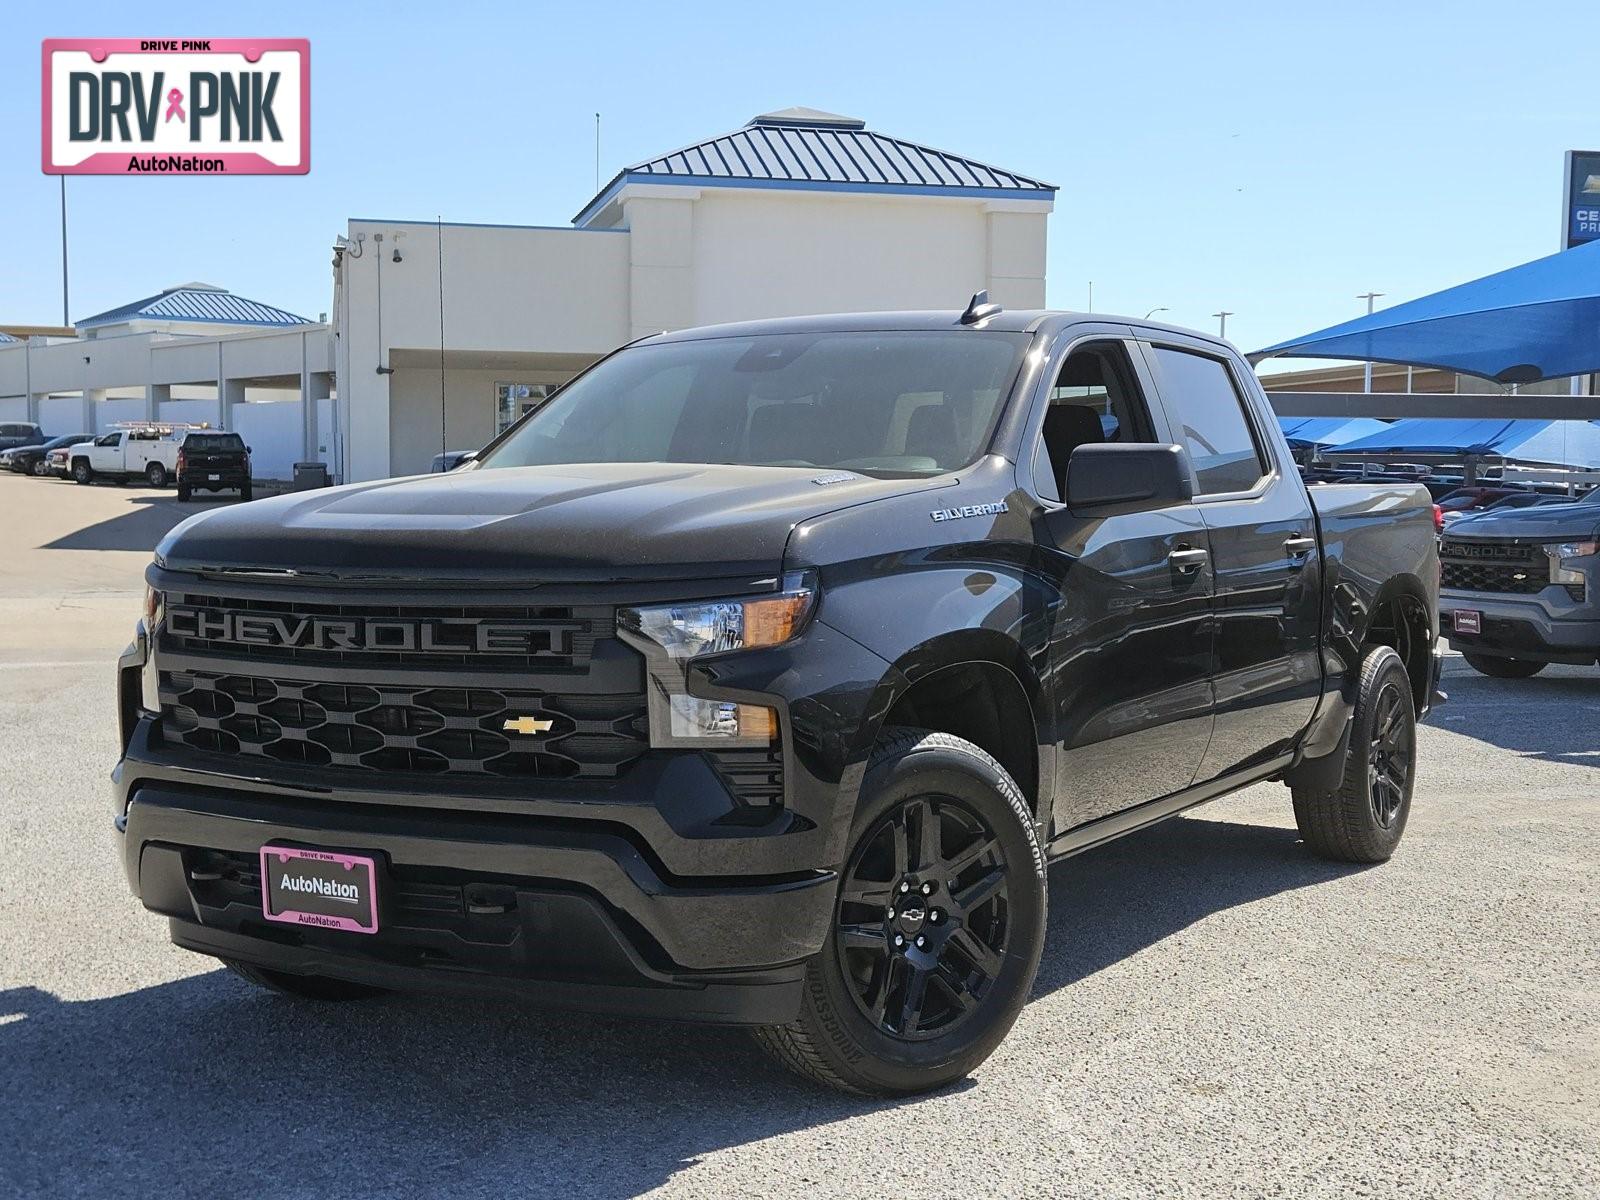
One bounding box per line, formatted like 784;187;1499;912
619;577;816;660
139;585;163;713
619;574;815;748
1543;541;1597;587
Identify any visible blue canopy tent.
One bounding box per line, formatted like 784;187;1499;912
1276;416;1390;450
1326;418;1600;481
1254;239;1600;384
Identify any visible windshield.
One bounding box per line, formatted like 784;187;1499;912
476;330;1030;477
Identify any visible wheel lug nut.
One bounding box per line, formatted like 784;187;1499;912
893;934;905;948
886;908;896;920
930;909;942;923
921;882;934;895
915;936;926;948
899;881;911;893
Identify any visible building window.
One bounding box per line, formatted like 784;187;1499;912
495;383;549;435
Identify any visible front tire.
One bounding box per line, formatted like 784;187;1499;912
1292;646;1416;863
33;460;50;477
225;960;386;1001
1461;652;1546;679
754;728;1046;1095
71;459;93;485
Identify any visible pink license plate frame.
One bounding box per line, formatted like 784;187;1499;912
259;845;379;934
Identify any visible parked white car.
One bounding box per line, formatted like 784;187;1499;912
66;427;184;487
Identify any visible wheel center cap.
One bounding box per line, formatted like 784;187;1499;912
894;905;927;935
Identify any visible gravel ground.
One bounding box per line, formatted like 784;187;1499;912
0;473;1596;1199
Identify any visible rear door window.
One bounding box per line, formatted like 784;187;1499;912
1149;347;1267;495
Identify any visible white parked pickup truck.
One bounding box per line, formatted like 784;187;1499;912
67;426;185;488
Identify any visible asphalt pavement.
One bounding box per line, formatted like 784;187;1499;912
0;472;1596;1199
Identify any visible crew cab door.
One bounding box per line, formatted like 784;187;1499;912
1026;332;1216;831
1141;339;1322;778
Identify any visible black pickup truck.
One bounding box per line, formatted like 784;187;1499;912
116;302;1440;1095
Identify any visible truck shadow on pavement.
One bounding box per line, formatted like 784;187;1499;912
1429;658;1600;769
0;815;1355;1200
41;493;237;553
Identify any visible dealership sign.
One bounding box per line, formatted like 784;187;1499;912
42;39;308;175
1562;150;1600;250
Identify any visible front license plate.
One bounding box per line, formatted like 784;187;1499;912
208;473;221;481
260;845;379;934
1452;609;1482;635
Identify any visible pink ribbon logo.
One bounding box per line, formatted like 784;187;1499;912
164;88;185;123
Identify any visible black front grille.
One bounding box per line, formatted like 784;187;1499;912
163;591;607;672
1439;542;1582;600
161;670;648;779
1441;561;1552;595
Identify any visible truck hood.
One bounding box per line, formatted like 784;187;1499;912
1444;501;1600;541
155;462;944;582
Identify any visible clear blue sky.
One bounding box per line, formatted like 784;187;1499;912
2;1;1589;356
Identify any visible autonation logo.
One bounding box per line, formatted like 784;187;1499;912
279;874;360;904
42;38;309;175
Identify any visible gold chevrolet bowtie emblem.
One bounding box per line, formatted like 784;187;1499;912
502;716;555;735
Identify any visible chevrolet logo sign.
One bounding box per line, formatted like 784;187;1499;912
502;716;555;735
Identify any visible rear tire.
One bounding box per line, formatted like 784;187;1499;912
240;482;254;502
754;727;1046;1095
176;485;191;502
71;459;93;485
146;461;168;488
1292;646;1416;864
225;960;386;1002
1462;652;1546;679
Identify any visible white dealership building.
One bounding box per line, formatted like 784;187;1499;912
334;108;1055;481
1;109;1054;483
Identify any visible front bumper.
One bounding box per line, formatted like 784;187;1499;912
1441;591;1600;664
118;782;821;1023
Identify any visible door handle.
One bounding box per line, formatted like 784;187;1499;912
1284;534;1317;565
1168;545;1209;574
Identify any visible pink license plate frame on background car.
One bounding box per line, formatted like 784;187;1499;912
259;845;380;934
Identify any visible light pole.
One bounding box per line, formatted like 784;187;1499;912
59;177;70;327
1212;310;1233;339
1357;292;1384;392
1144;306;1168;320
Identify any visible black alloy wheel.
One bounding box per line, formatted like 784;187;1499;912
835;795;1009;1041
1367;680;1413;829
754;728;1046;1095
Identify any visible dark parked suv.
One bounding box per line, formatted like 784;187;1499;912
0;421;44;451
176;431;252;502
117;302;1440;1094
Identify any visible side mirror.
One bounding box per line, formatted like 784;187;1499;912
246;446;253;454
1065;443;1195;515
451;451;479;469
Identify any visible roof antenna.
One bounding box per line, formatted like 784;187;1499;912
960;289;1002;325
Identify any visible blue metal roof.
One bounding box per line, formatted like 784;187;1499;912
1277;416;1391;449
76;283;313;330
575;109;1056;225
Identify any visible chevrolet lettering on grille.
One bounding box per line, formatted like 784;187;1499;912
165;606;578;655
